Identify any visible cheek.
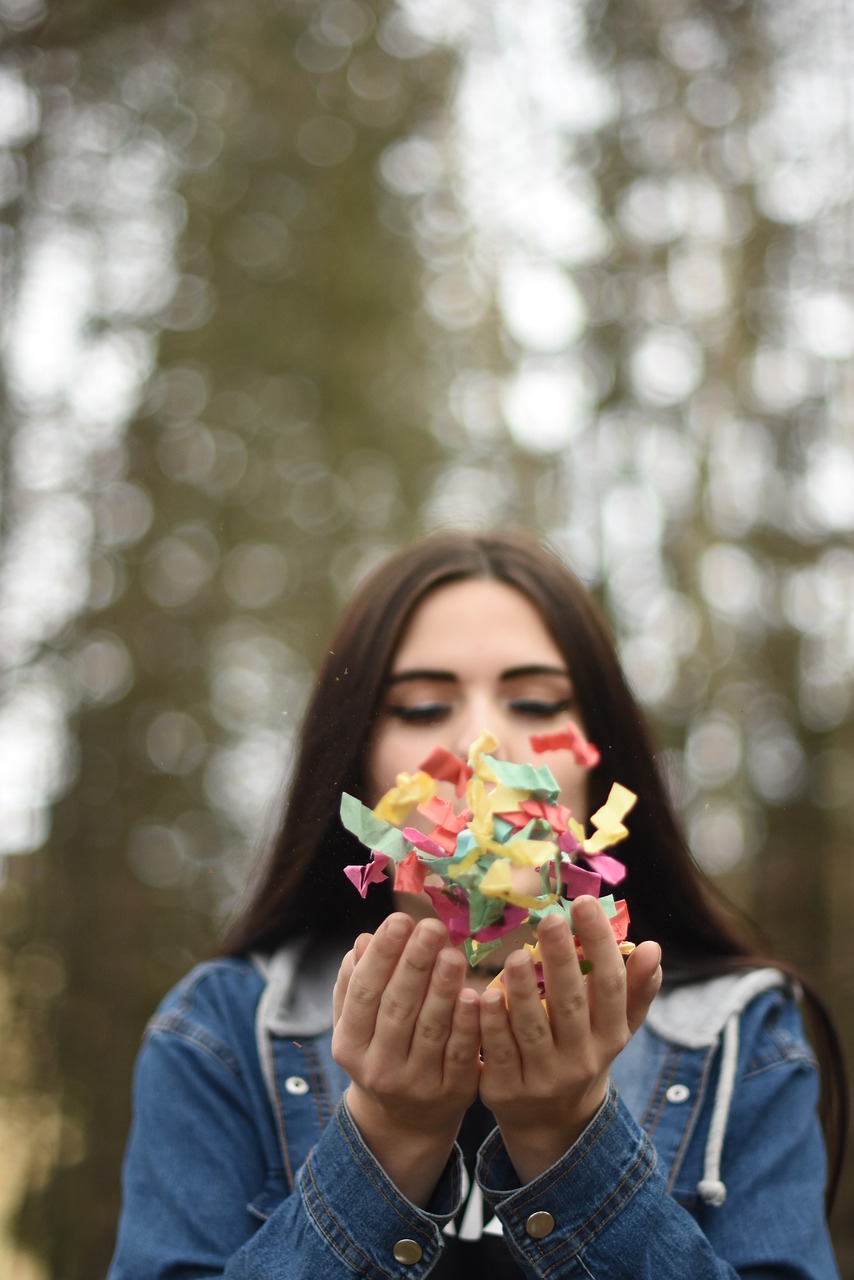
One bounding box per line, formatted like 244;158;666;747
364;722;422;806
364;731;392;808
547;757;588;822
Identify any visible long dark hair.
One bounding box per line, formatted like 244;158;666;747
219;530;846;1203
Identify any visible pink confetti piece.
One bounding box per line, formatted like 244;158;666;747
394;849;429;894
521;799;574;831
581;850;627;886
422;886;472;946
417;796;470;851
558;862;602;898
343;852;392;898
530;723;601;768
418;746;474;796
401;827;447;858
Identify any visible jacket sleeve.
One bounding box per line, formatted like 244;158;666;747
477;1011;840;1280
108;1023;464;1280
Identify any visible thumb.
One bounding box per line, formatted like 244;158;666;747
332;933;373;1027
625;941;662;1036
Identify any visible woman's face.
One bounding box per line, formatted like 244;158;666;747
367;575;589;881
368;578;589;811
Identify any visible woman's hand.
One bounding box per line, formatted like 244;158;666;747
331;912;481;1207
478;896;662;1185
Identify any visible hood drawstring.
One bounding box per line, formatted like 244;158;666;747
696;1010;740;1207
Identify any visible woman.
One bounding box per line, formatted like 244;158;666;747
109;531;845;1279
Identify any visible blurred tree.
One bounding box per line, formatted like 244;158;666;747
1;0;459;1274
1;0;853;1274
586;0;854;1248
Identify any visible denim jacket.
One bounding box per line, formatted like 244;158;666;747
108;942;839;1280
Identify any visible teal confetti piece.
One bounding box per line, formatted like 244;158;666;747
480;755;560;800
339;793;408;859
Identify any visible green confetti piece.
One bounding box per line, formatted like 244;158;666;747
467;889;504;933
529;899;574;928
464;938;502;967
479;756;560;800
492;816;516;842
339;793;408;859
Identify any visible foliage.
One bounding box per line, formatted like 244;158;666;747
1;0;852;1273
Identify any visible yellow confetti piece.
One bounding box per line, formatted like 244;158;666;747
499;837;557;868
447;844;484;879
567;816;586;844
479;860;557;909
373;770;436;824
584;782;636;852
485;784;528;814
469;729;499;780
466;775;495;846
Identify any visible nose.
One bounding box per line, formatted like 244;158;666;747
452;691;506;762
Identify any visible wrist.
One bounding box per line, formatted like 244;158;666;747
344;1086;461;1207
493;1087;608;1185
345;1083;461;1148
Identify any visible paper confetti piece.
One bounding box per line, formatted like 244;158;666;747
393;849;429;894
339;793;409;859
583;783;637;857
418;746;474;796
530;722;601;768
479;756;560;799
343;852;392;898
373;770;436;825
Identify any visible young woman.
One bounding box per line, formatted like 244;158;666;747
109;531;845;1279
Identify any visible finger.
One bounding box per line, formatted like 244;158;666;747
625;941;662;1035
332;944;356;1027
374;917;449;1052
567;896;627;1039
443;986;481;1089
533;913;588;1043
410;946;468;1063
353;932;372;963
339;914;415;1048
479;983;522;1083
501;948;553;1072
333;933;373;1026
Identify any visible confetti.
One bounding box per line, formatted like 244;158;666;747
341;724;636;980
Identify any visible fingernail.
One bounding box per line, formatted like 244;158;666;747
416;917;446;945
385;915;410;941
572;895;599;923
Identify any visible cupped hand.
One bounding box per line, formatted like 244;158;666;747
331;912;481;1205
478;896;662;1184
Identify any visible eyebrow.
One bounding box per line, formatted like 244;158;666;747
386;664;571;685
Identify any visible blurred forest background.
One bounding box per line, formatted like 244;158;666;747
0;0;853;1275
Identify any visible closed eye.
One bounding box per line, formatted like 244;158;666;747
508;697;573;718
385;703;451;725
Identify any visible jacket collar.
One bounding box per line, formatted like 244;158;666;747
254;939;346;1038
254;944;789;1049
646;968;789;1049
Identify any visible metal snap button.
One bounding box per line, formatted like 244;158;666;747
392;1238;423;1264
666;1083;690;1104
525;1210;555;1239
285;1076;309;1095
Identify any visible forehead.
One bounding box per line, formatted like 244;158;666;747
390;578;565;671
